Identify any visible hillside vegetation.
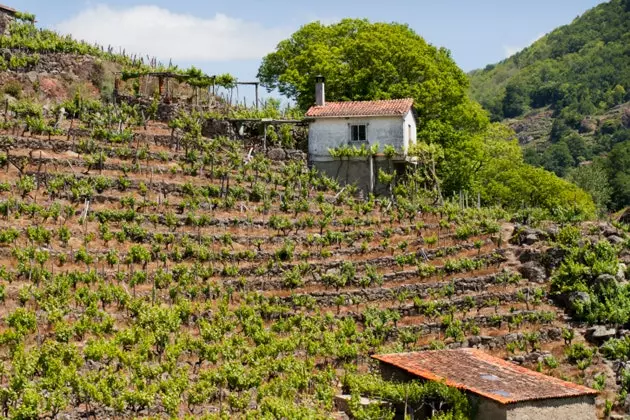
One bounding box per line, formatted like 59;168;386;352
0;8;628;419
469;0;630;211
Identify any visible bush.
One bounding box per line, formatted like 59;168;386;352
3;81;22;98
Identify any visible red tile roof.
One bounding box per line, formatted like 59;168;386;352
373;349;597;404
305;98;413;118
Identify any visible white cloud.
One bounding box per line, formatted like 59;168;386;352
55;4;290;62
502;33;545;58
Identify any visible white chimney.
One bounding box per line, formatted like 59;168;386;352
315;75;325;106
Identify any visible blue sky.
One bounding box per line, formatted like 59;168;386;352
17;0;607;97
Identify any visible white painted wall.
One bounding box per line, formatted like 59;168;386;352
403;110;417;151
308;110;416;160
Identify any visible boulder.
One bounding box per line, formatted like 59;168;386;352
542;247;568;271
286;149;307;161
509;225;545;245
468;336;481;346
25;71;38;84
564;291;591;311
622;107;630;129
525;351;550;363
595;274;617;287
267;148;287;161
585;325;616;344
546;327;562;340
618;208;630;225
608;235;626;245
580;118;597;133
517;248;542;264
545;225;560;240
523;233;539;245
519;261;547;283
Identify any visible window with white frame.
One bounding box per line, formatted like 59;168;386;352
350;124;367;142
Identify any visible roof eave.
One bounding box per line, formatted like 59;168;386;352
305;112;411;119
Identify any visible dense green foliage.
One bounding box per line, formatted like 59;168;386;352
470;0;630;211
469;0;630;121
258;19;487;146
432;123;595;216
259;19;596;216
551;231;629;324
343;373;472;419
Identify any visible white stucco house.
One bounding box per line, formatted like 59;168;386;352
305;77;417;193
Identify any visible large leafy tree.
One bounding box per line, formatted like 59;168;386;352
259;19;595;216
258;19;488;147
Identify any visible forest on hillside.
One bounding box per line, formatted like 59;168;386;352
469;0;630;211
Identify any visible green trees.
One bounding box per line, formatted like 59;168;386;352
261;19;595;214
469;0;630;211
258;18;487;148
470;0;630;121
566;160;612;211
608;141;630;209
420;123;596;216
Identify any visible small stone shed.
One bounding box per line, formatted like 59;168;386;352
373;349;597;420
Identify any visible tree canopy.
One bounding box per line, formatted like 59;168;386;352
469;0;630;121
469;0;630;212
258;19;488;148
259;18;595;217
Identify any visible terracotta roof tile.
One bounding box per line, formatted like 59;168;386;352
373;349;597;404
305;98;413;118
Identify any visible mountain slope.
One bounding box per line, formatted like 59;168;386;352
470;0;630;121
469;0;630;211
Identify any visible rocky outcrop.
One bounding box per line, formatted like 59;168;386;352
267;148;286;161
510;225;548;246
585;326;617;345
202;118;236;139
519;261;547;283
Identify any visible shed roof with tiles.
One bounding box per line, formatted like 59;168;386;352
373;349;597;404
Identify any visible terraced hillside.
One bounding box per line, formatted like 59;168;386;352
0;98;620;418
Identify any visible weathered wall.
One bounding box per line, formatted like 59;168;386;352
475;397;507;420
506;396;596;420
308;114;410;158
312;157;406;194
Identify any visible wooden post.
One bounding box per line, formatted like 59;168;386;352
255;83;259;110
263;123;267;152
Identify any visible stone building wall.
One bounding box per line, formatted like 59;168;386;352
0;9;15;35
506;396;596;420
